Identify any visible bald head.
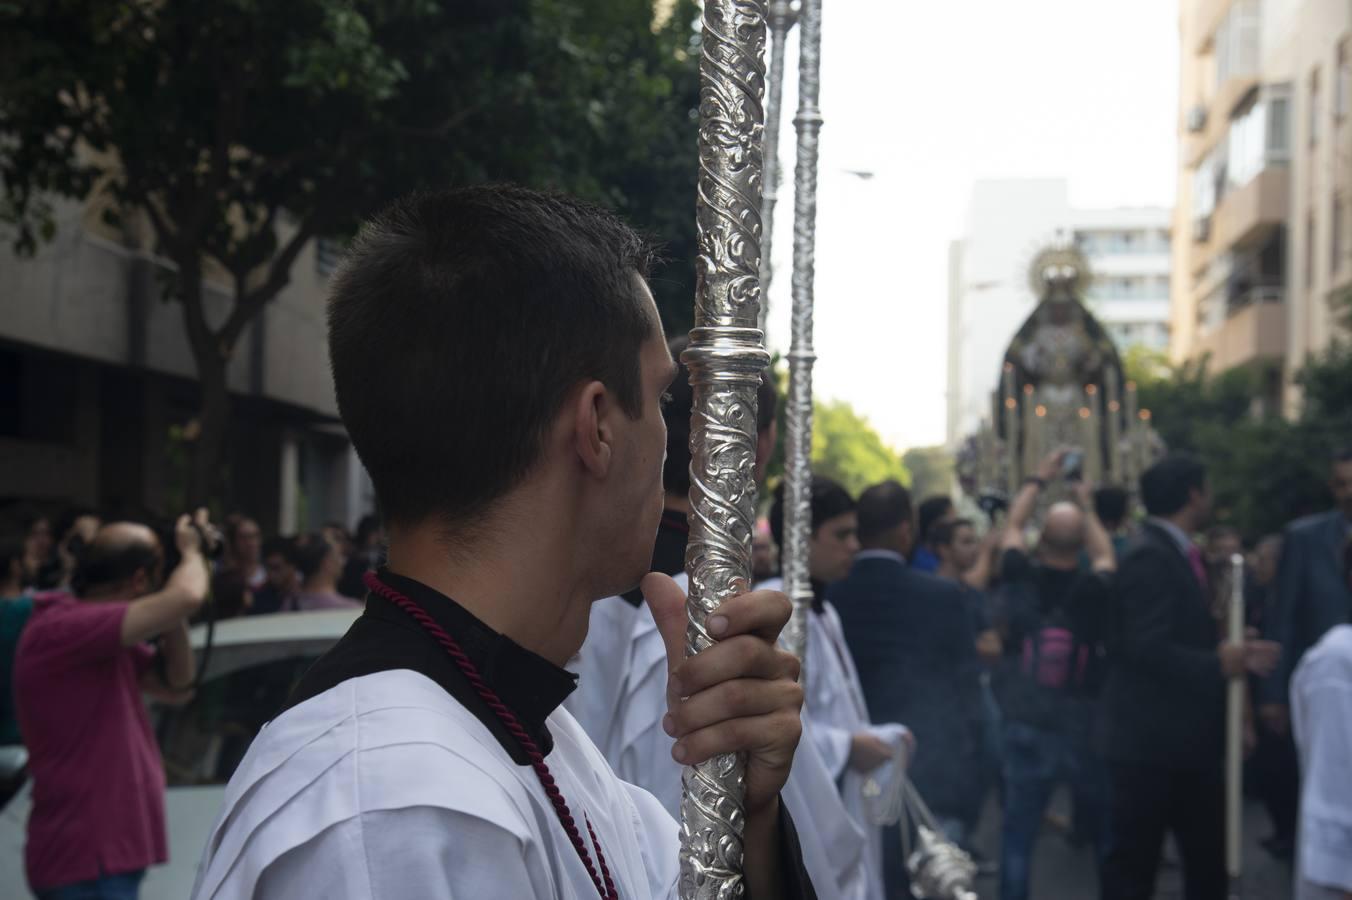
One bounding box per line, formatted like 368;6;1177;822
1039;502;1085;562
72;522;164;599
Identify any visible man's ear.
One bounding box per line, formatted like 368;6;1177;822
572;380;614;478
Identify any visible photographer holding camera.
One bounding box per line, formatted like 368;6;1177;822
991;448;1117;900
13;511;214;900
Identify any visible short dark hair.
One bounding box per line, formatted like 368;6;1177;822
1093;486;1129;528
857;480;914;546
72;529;161;596
262;535;294;561
287;533;336;581
328;185;656;529
354;514;382;546
930;517;974;549
223;514;258;545
916;495;955;544
1334;446;1352;465
769;476;856;548
1140;454;1207;517
661;336;777;497
52;506;97;543
0;536;24;579
211;569;252;619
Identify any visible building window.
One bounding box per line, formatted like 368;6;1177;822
1228;84;1293;191
1215;0;1261;87
1309;67;1322;147
1337;40;1350;123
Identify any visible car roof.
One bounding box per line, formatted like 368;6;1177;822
189;609;361;649
184;610;362;684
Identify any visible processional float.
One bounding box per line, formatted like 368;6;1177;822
957;245;1164;515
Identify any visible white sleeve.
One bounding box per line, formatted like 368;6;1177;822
251;807;554;900
804;615;853;778
615;659;685;819
807;716;854;780
1295;679;1352;894
620;782;681;899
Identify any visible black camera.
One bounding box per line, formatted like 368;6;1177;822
158;516;225;579
977;493;1010;520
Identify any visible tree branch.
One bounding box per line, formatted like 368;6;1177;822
218;218;316;352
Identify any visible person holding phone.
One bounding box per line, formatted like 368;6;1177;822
991;449;1116;900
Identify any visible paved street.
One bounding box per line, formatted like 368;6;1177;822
964;791;1293;900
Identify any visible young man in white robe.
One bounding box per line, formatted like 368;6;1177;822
762;479;916;900
189;186;815;900
1290;623;1352;900
567;341;873;899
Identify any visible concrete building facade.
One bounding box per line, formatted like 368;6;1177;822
946;178;1172;446
1172;0;1351;413
0;198;372;535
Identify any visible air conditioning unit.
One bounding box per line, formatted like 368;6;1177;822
1193;217;1211;242
1186;105;1207;133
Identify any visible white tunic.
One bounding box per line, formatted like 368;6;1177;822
190;669;679;900
760;579;910;900
567;576;870;900
1291;624;1352;900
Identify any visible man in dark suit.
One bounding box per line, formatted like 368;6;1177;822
1258;447;1352;735
1101;455;1280;900
829;480;981;896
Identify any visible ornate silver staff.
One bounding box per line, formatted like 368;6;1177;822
756;0;797;334
1225;553;1246;897
680;2;768;897
779;0;822;664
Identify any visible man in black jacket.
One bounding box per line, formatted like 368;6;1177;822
830;480;981;896
1100;455;1279;900
1258;446;1352;735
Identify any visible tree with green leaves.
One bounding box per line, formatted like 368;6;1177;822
810;399;911;499
1;0;700;505
902;445;953;501
1126;343;1352;538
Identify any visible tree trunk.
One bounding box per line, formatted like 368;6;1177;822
177;262;233;512
187;356;231;510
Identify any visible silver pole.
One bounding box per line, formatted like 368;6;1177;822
757;0;798;335
679;2;769;897
1225;553;1246;895
779;0;822;665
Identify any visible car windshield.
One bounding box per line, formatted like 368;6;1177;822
155;654;323;787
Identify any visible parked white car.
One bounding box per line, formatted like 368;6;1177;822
0;609;359;899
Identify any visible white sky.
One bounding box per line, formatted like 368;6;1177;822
762;0;1180;451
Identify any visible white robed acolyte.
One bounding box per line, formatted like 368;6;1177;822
568;571;876;900
189;670;678;899
757;577;911;900
1290;623;1352;900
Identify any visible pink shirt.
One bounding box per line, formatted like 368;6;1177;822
13;593;167;889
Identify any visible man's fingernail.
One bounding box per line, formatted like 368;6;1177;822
669;672;683;696
708;615;729;636
663;713;676;736
672;743;687;763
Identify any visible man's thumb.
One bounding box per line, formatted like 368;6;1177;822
642;572;690;672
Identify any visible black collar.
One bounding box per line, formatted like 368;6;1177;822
810;579;826;615
281;568;578;765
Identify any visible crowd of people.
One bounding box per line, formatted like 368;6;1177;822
1;185;1350;900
